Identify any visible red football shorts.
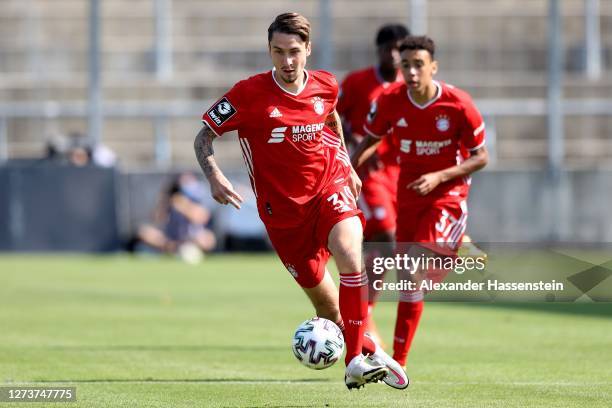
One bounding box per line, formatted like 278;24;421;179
359;165;399;240
266;181;366;289
396;199;468;254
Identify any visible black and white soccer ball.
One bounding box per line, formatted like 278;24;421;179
291;317;345;370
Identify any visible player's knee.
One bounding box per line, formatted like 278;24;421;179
328;238;359;268
329;217;362;244
329;225;362;268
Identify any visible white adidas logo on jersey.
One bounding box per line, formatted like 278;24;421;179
396;117;408;127
269;107;282;118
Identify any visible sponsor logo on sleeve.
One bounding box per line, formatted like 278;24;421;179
206;97;237;126
286;264;298;278
366;101;378;123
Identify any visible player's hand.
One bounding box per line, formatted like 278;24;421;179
348;167;362;199
209;173;244;209
407;172;442;196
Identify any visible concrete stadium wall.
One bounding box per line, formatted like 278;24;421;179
2;0;611;168
468;169;612;243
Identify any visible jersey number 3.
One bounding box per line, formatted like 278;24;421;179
327;187;355;213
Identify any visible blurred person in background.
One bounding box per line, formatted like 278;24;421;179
44;131;117;167
337;23;410;347
352;35;489;369
44;133;70;162
136;172;216;264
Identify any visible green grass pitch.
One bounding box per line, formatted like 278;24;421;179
0;254;611;407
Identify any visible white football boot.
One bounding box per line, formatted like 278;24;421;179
365;333;410;390
344;354;388;390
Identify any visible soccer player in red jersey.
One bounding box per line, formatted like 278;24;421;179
337;24;409;345
352;35;489;367
194;13;408;390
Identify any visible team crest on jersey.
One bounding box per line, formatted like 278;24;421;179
435;114;450;132
207;97;236;126
286;264;298;278
312;97;325;115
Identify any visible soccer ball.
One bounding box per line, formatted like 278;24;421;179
291;317;344;370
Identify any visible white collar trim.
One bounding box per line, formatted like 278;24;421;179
272;67;309;96
407;80;442;109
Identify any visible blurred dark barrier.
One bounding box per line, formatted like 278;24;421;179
1;165;611;252
0;162;119;251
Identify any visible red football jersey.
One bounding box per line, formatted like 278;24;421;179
202;69;351;228
337;66;403;167
364;80;485;203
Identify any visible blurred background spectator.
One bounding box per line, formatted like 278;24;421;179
44;131;117;167
133;171;216;263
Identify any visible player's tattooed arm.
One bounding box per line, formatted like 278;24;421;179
325;110;347;150
194;124;219;179
327;109;357;151
194;124;244;209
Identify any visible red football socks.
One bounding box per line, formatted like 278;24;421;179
334;318;377;358
339;272;369;365
392;291;424;366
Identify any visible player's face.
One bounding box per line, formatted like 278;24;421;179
400;49;438;92
269;32;311;84
377;40;403;71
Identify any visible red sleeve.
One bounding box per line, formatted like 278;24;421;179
363;95;392;139
459;94;486;151
336;74;355;118
311;70;339;113
201;81;247;137
326;71;340;112
330;78;339;112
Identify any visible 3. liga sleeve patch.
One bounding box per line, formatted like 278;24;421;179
206;97;237;127
366;100;378;123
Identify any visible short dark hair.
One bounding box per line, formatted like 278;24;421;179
375;24;410;46
399;35;436;58
268;12;311;43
